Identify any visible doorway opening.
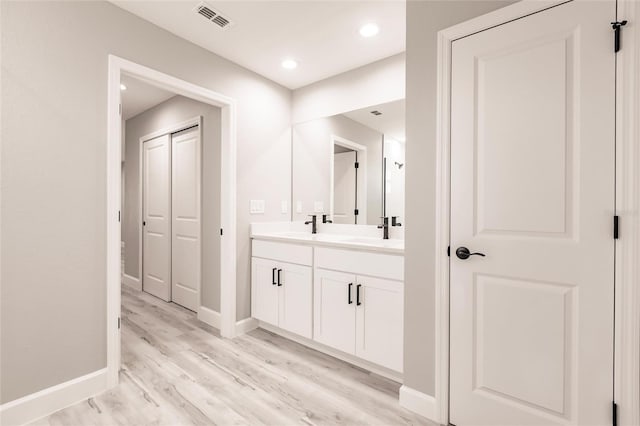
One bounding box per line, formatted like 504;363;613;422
330;135;367;224
107;56;237;389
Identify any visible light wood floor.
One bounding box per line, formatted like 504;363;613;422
32;285;433;426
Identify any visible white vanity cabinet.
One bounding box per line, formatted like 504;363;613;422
314;247;404;372
251;240;313;339
251;234;404;375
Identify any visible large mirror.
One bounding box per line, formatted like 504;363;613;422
292;99;405;225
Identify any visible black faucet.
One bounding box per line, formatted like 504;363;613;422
322;214;332;224
305;215;318;234
392;216;402;227
378;217;390;240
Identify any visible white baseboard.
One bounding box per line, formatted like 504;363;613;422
235;317;258;335
399;385;437;422
122;273;141;291
257;321;403;383
0;368;107;426
197;306;221;329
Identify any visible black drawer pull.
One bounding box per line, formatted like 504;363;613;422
272;268;277;285
356;284;362;306
348;283;353;304
277;269;283;286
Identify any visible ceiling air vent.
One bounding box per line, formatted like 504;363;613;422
370;110;383;116
194;2;234;30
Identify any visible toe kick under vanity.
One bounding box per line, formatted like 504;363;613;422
250;222;404;380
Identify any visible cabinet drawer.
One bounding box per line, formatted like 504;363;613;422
252;239;313;266
315;247;403;281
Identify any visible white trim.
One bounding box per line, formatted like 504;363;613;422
122;273;141;291
0;369;107;426
399;386;437;422
433;1;629;424
257;321;402;383
614;2;640;425
138;116;202;309
235;317;258;335
329;135;368;224
197;306;221;329
108;55;237;392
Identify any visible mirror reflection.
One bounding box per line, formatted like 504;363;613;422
292;99;405;225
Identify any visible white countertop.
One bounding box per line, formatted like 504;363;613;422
251;229;404;255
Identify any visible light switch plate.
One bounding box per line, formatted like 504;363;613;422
281;200;288;214
250;200;265;214
314;201;324;213
296;201;303;214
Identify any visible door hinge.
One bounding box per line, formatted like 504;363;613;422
118;210;121;222
220;228;223;236
354;162;359;169
354;208;359;216
612;20;628;53
614;215;619;239
117;317;121;329
613;401;618;426
447;246;450;257
119;103;122;116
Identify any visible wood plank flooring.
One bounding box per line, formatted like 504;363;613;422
31;286;434;426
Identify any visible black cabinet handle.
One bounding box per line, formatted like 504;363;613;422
272;268;277;285
348;283;353;304
356;284;362;306
277;269;283;286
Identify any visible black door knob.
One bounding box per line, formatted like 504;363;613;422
456;247;486;260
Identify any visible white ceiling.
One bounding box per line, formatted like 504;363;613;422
121;76;176;120
110;0;406;90
343;99;405;142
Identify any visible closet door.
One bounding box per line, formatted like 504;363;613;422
142;134;171;302
171;126;201;312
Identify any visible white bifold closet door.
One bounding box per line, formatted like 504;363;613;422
171;126;201;312
142;125;201;312
142;134;172;302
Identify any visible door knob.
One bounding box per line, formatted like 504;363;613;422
456;247;486;260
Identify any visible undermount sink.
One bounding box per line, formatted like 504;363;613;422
273;231;313;238
343;236;402;245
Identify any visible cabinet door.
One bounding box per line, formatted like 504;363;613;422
251;257;279;326
355;276;404;372
313;268;357;355
278;262;312;339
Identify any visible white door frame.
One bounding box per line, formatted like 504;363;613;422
139;116;203;309
107;55;237;389
434;1;640;424
329;135;368;224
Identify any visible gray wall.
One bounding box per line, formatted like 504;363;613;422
124;95;222;312
1;0;291;404
403;0;515;396
292;115;383;225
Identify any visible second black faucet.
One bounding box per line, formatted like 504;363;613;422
305;215;318;234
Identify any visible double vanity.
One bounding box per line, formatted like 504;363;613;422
250;222;404;379
250;98;406;379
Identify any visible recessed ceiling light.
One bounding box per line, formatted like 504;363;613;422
281;59;298;70
359;23;379;38
120;84;127;91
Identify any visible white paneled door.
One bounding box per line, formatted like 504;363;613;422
333;151;357;224
142;134;172;302
171;127;201;312
449;2;615;425
142;124;201;312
